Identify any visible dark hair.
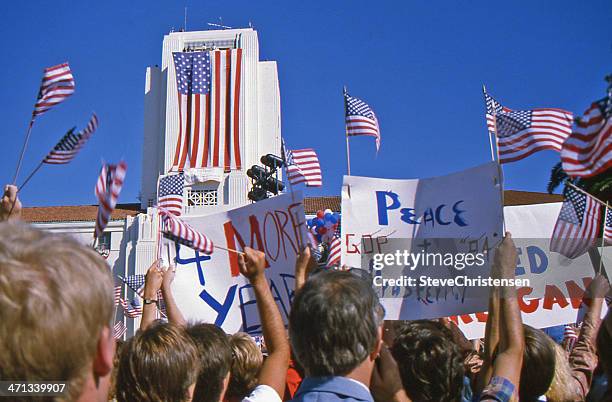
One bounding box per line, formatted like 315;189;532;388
391;320;464;402
116;321;200;402
597;310;611;376
520;325;556;402
289;270;383;376
187;323;232;402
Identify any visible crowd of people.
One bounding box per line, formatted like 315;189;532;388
0;183;611;402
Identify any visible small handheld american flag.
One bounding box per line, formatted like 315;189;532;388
561;94;611;178
326;236;341;267
43;113;99;164
158;207;214;255
32;62;75;118
95;161;127;238
282;140;323;187
550;185;602;259
157;173;184;216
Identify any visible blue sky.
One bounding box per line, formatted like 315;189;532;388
1;0;610;207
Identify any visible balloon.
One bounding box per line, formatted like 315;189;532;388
307;218;314;227
324;212;333;222
316;210;324;219
314;218;324;227
328;215;338;224
317;226;327;235
324;209;332;215
324;220;334;229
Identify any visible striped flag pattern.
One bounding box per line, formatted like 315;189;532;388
604;207;612;245
484;89;573;163
344;89;381;151
550;185;602;258
94;161;127;238
113;321;127;339
113;285;122;307
157;173;184;216
172;50;243;172
284;146;323;187
159;207;214;254
32;62;75;118
326;236;341;267
562;324;579;352
561;96;611;178
119;297;142;318
43;113;99;164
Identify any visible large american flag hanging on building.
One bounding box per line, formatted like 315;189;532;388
94;161;127;238
43;113;99;164
171;50;243;172
561;96;611;178
344;89;381;151
157;173;184;216
550;185;602;259
32;62;75;118
484;89;573;163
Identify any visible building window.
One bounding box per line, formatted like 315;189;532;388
187;189;218;206
147;198;154;207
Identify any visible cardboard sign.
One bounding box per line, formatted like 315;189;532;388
342;162;504;320
451;203;610;339
170;192;308;334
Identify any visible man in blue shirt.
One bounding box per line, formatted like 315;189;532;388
289;270;385;402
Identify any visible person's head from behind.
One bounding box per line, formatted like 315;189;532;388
0;223;115;401
186;323;232;402
390;320;464;402
226;332;263;400
520;325;556;402
116;321;200;402
597;310;612;378
289;270;384;377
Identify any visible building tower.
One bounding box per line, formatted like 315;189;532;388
140;28;281;215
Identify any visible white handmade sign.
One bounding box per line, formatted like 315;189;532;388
342;162;504;320
170;192;308;334
451;202;610;339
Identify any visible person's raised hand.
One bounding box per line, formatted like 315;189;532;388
238;247;267;285
585;274;610;300
492;232;517;280
161;262;176;292
0;185;22;222
144;259;163;299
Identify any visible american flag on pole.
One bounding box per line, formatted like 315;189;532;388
282;141;323;187
326;236;341;267
172;50;243;172
157;174;184;216
561;96;611;178
550;185;602;259
32;62;75;118
484;89;573;163
94;161;127;238
344;89;381;151
113;321;127;339
159;207;214;254
43;113;99;164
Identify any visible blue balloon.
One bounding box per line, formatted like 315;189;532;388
324;212;333;222
307;218;314;227
315;218;325;227
328;215;338;224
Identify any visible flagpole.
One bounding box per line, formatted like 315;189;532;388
486;87;506;233
565;181;608;207
598;202;609;275
343;86;352;176
280;141;305;250
13;120;35;184
17;161;44;192
483;85;496;162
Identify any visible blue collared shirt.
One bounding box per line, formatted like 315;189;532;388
291;376;374;402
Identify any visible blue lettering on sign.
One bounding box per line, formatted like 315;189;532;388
516;246;548;276
175;243;236;327
375;191;468;227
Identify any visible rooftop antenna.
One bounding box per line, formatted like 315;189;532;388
184;6;187;31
